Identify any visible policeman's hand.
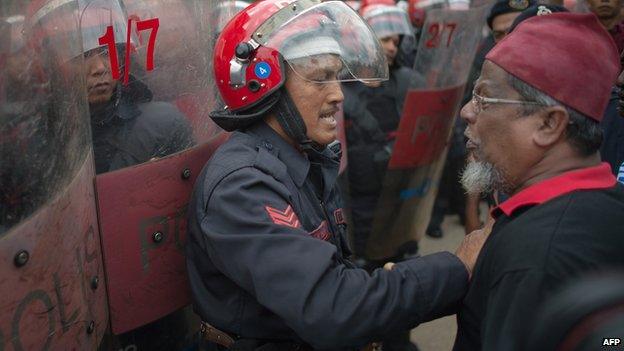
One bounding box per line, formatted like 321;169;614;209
454;220;493;280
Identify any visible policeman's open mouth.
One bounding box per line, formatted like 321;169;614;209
319;109;339;127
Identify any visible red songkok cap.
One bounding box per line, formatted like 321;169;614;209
486;13;620;122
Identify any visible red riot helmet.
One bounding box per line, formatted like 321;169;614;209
210;0;388;137
407;0;427;27
407;0;449;28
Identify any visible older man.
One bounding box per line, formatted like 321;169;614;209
453;13;624;351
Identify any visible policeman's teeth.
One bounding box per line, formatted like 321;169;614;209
320;113;335;119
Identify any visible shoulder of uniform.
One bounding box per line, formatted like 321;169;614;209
203;132;288;191
252;140;288;181
133;100;187;127
137;100;183;116
204;133;257;175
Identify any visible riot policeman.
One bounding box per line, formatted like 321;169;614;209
186;0;488;349
74;0;194;174
343;1;417;266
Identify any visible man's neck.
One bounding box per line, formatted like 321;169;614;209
512;147;601;194
265;114;298;149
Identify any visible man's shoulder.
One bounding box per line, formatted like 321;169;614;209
504;184;624;229
551;184;624;222
137;100;181;115
199;131;289;196
489;185;624;275
135;101;187;126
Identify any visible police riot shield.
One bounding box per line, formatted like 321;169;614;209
365;5;490;260
0;1;108;349
75;0;226;338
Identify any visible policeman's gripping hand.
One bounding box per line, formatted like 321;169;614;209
454;218;493;280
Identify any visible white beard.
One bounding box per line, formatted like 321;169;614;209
461;160;509;195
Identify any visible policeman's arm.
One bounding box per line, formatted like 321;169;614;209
199;167;468;349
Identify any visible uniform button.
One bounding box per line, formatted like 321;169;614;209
264;141;273;151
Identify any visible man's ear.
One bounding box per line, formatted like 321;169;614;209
533;106;569;148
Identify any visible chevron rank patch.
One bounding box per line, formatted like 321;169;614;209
265;205;300;228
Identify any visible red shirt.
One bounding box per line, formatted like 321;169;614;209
492;162;617;218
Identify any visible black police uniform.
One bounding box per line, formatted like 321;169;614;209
90;78;193;174
186;121;469;350
454;163;624;351
343;65;414;259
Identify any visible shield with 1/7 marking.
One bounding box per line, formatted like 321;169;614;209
87;0;226;343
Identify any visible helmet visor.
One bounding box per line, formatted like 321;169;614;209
364;6;414;39
257;0;389;83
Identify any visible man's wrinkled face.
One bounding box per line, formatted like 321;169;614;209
587;0;622;20
84;48;116;105
285;54;345;146
459;61;538;195
380;35;400;66
491;12;521;43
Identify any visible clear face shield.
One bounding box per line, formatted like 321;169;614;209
258;0;389;84
363;5;414;39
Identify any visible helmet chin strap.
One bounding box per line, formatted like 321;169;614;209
273;87;320;153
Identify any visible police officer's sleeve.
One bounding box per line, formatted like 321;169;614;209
199;167;468;349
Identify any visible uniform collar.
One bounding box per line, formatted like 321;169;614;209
249;122;311;187
492;162;616;218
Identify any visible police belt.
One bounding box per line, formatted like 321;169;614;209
200;321;312;351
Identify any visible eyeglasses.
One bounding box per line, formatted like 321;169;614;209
471;89;547;115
